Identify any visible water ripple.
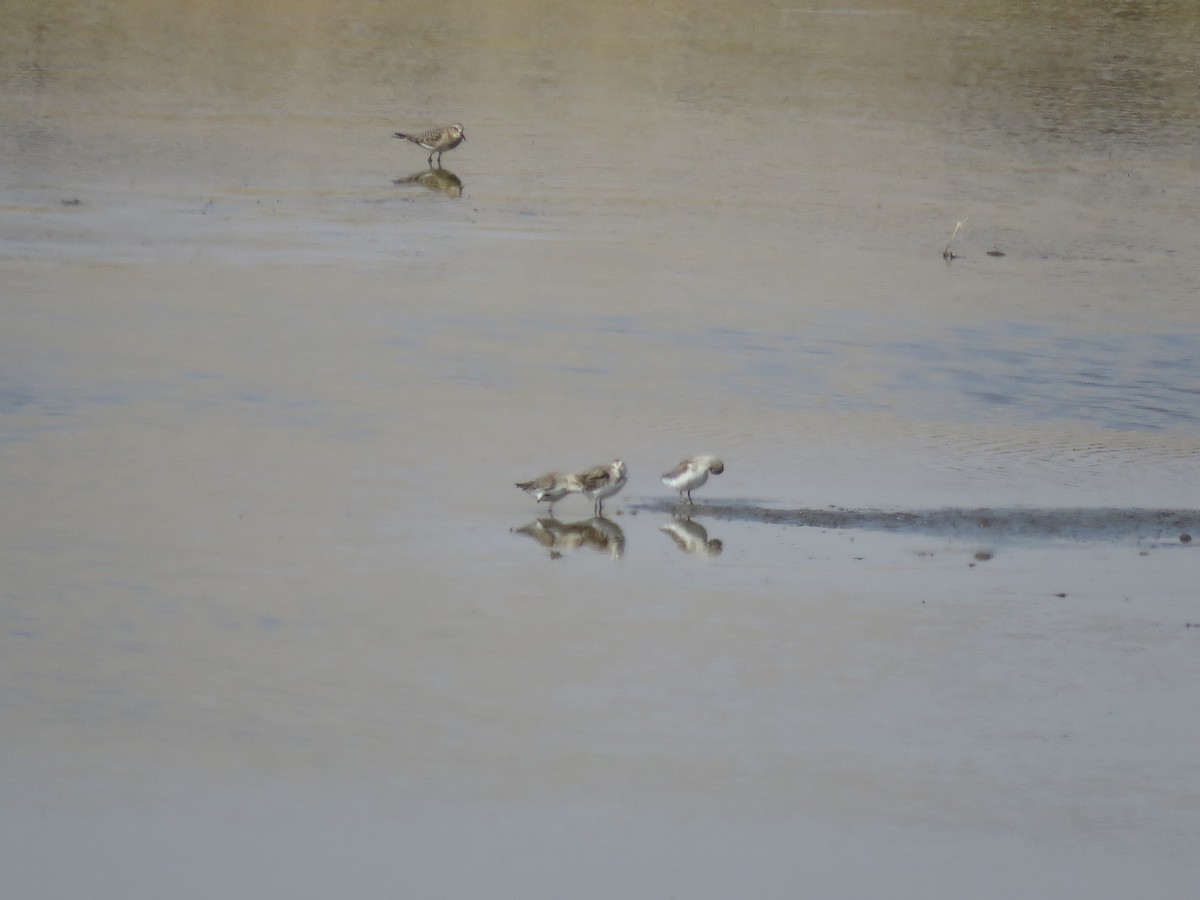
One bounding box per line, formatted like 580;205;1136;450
665;319;1200;433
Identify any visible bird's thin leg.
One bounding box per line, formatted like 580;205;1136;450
687;491;694;504
427;152;434;166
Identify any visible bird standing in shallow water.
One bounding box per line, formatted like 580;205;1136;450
515;471;579;514
661;455;725;504
394;123;465;167
576;459;627;516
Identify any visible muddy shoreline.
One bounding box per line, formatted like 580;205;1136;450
633;502;1200;545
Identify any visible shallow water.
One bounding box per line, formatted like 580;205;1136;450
3;1;1200;897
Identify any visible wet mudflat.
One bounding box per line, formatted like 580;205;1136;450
637;501;1200;544
3;1;1200;898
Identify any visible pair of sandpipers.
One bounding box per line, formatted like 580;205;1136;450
517;456;725;516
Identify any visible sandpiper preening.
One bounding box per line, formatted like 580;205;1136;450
515;471;580;514
394;123;465;167
661;455;724;504
576;459;627;516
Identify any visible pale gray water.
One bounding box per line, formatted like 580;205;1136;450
3;1;1200;898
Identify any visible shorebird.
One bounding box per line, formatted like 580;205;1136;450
576;459;627;516
661;455;724;504
515;471;580;514
394;123;465;167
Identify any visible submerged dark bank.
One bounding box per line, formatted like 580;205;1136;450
633;502;1200;545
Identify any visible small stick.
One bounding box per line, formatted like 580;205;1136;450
943;217;968;261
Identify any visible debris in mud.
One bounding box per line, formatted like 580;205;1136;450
943;218;967;261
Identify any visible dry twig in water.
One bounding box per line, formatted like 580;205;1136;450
943;217;968;261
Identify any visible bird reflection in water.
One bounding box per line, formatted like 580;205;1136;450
392;167;463;198
512;516;625;561
660;517;724;558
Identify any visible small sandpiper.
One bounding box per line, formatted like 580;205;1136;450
394;123;465;167
515;471;580;514
661;455;725;504
576;459;627;516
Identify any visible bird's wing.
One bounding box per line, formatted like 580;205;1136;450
576;466;609;491
662;459;692;479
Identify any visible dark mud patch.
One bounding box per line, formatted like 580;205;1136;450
632;502;1200;545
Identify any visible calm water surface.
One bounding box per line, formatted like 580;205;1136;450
2;2;1199;897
